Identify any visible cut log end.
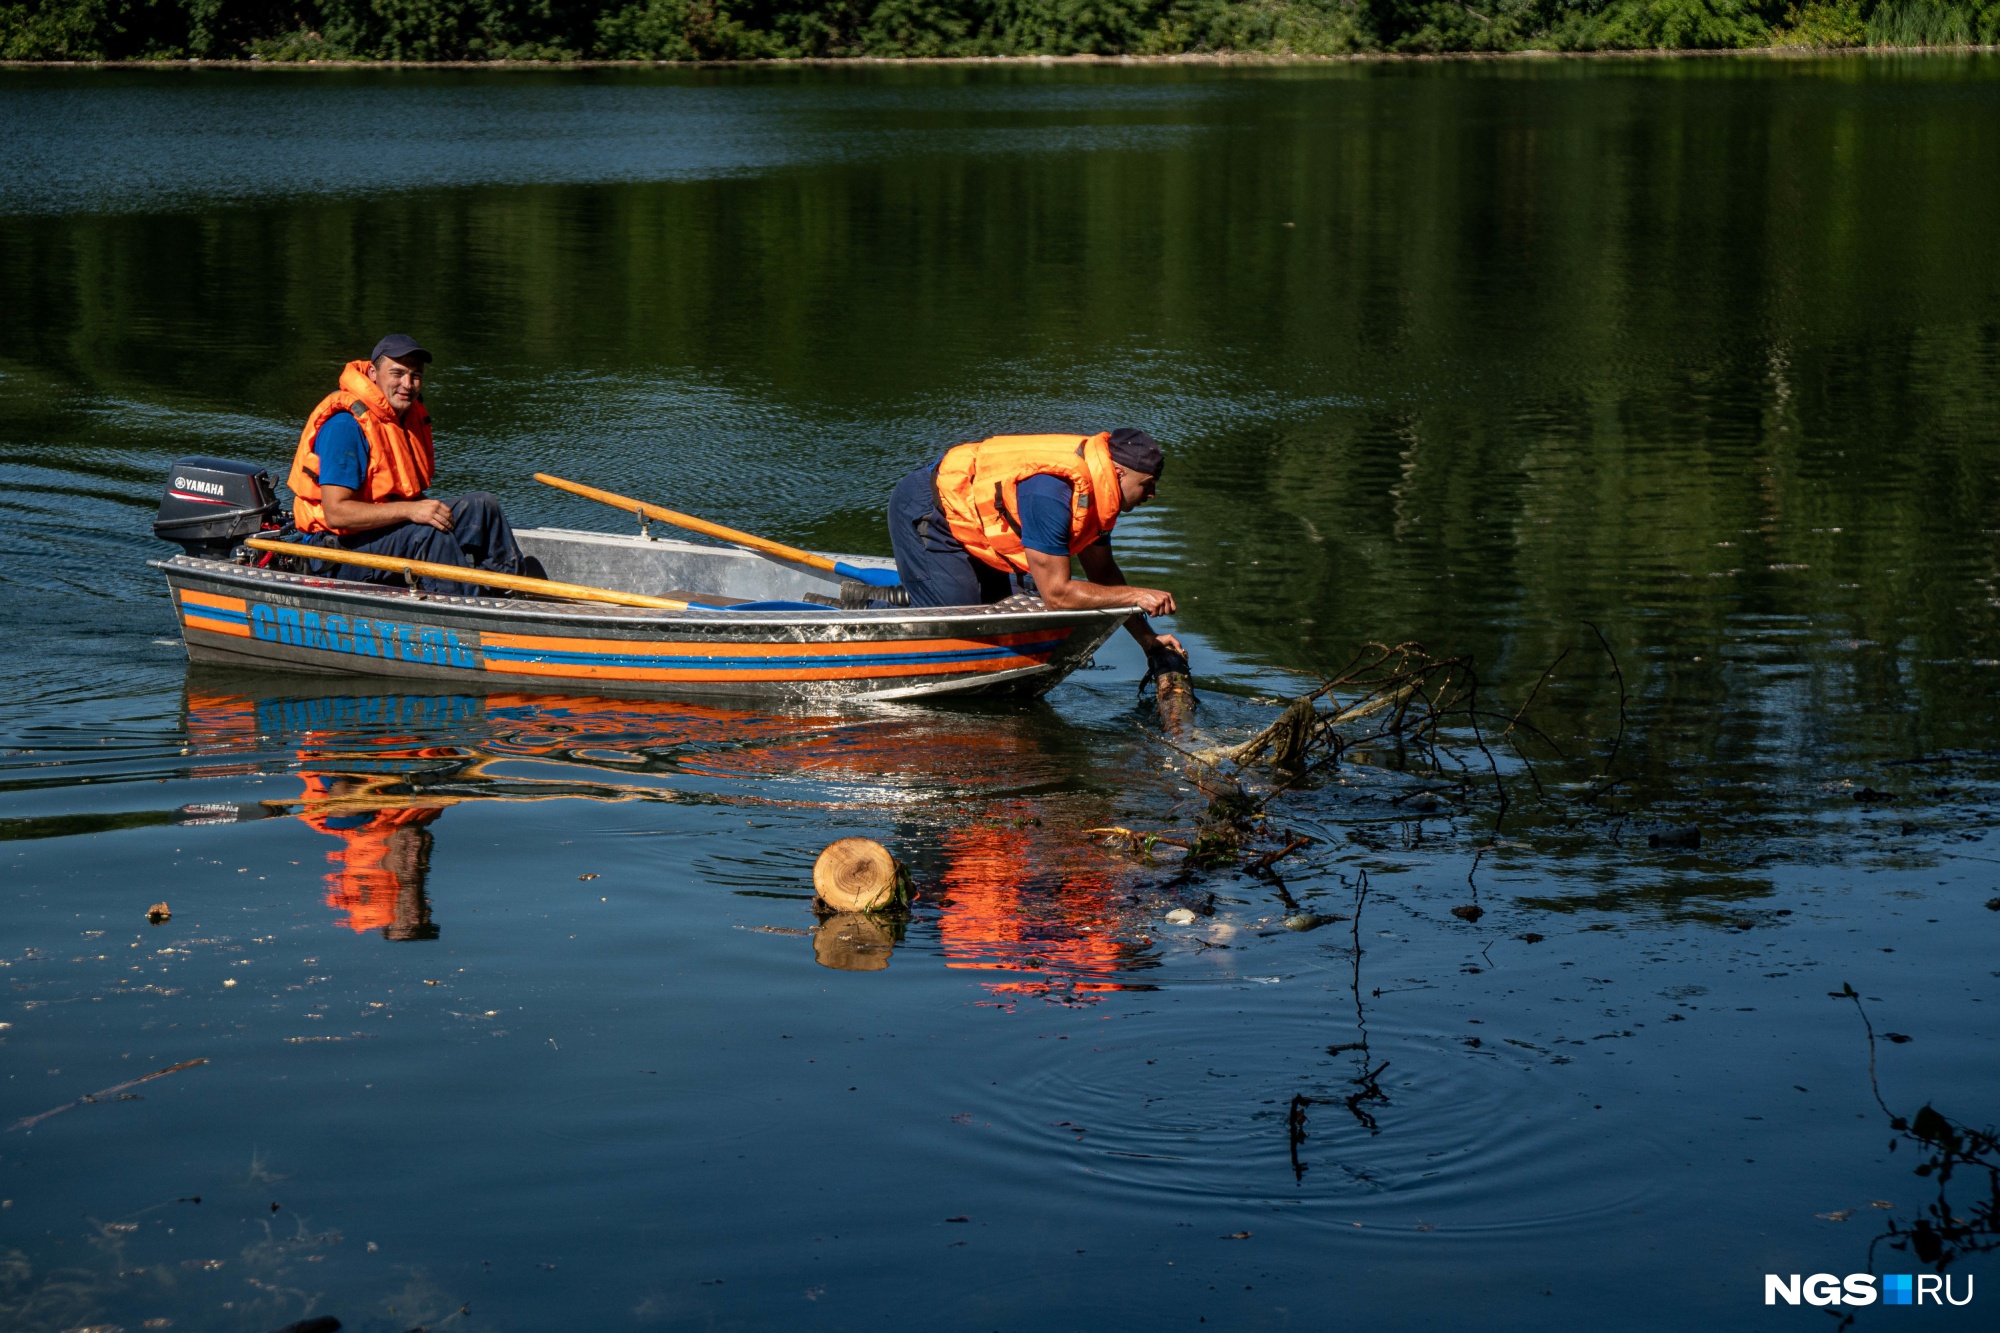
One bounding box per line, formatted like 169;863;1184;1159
812;837;900;913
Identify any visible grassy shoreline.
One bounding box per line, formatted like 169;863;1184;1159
4;45;1998;68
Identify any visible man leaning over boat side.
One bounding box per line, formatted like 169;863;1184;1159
286;334;542;595
887;427;1186;669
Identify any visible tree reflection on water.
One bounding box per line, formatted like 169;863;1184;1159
1836;982;2000;1276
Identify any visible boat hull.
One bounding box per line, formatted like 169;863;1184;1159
154;556;1129;703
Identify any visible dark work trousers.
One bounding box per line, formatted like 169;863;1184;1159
887;466;1033;608
306;492;535;595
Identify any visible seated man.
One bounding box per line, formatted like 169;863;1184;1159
287;334;539;594
888;427;1186;666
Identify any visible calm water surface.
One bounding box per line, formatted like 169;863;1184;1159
2;58;1999;1331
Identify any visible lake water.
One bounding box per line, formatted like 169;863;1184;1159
3;56;1999;1331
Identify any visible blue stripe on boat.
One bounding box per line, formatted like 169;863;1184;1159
184;605;250;625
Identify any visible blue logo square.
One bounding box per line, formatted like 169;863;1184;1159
1883;1274;1914;1305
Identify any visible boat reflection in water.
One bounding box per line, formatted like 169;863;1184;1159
296;774;442;939
180;675;1163;985
929;821;1150;1001
184;690;493;940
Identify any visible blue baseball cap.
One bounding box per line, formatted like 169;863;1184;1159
369;334;432;365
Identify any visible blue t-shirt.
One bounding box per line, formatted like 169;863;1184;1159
311;411;370;491
1016;474;1079;557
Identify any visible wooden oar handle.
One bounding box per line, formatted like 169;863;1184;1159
241;537;690;610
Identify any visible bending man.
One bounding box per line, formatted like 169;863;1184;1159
888;427;1185;665
286;334;540;594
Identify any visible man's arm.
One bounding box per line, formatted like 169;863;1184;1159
318;485;454;533
1025;543;1186;657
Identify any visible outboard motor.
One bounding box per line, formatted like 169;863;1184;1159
153;456;283;558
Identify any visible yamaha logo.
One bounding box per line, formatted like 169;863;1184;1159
172;475;226;495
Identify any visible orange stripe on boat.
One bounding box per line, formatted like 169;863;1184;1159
477;628;1073;683
179;589;248;612
178;588;252;638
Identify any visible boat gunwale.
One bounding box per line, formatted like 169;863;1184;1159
150;555;1138;635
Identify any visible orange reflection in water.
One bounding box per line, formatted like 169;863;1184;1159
184;688;860;939
186;693;463;937
295;773;446;938
934;819;1149;1004
183;688;1153;977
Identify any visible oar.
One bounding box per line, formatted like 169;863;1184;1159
534;472;903;588
243;537;693;609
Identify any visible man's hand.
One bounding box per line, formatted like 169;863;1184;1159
1120;586;1177;617
1142;632;1187;658
408;498;454;531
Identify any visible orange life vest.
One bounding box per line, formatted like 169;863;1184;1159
287;360;435;534
934;432;1124;575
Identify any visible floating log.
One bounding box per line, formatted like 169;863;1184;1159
812;837;900;913
1149;644;1196;737
146;902;171;923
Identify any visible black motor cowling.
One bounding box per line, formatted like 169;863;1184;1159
154;457;282;557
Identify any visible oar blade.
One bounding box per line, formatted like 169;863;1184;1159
834;561;902;588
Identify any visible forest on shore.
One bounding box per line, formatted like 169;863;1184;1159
2;0;1997;62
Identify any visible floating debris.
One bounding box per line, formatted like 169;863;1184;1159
10;1057;208;1133
1282;913;1335;932
1246;834;1316;874
1084;825;1190;856
1450;904;1485;923
146;902;171;923
1164;908;1198;925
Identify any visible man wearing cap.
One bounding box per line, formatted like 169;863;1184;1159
888;427;1185;663
285;335;538;594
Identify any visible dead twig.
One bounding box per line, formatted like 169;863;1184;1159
1583;622;1627;805
1246;833;1316;875
11;1058;209;1132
